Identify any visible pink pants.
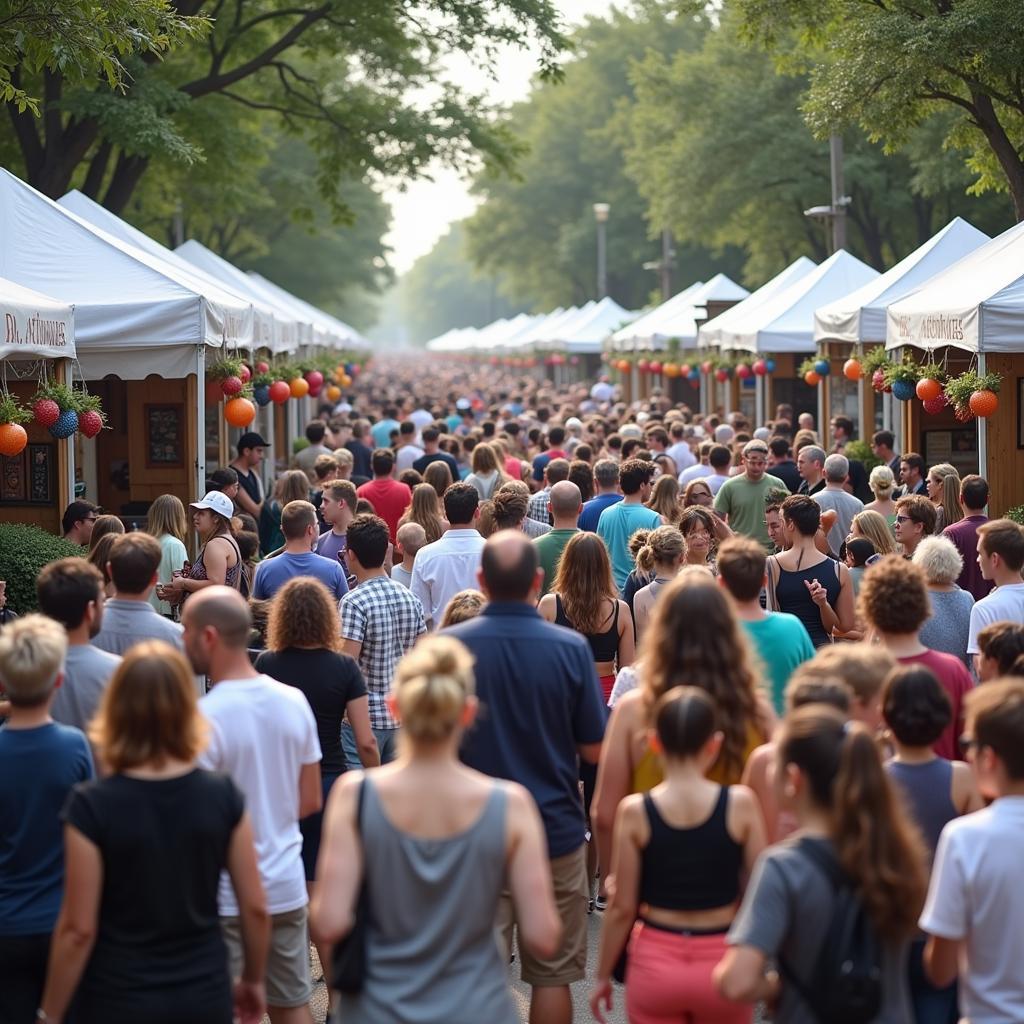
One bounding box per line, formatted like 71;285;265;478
624;921;751;1024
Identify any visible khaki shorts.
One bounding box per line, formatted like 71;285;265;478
497;844;588;987
222;905;312;1009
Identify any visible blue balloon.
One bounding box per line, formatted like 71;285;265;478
765;358;776;373
814;358;830;377
687;369;700;380
891;378;916;401
253;384;271;407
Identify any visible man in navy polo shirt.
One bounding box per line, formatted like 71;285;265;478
446;531;605;1024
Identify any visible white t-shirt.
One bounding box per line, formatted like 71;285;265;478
920;797;1024;1023
667;441;696;473
199;675;321;916
967;583;1024;654
679;463;713;487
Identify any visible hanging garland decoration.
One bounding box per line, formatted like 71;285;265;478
883;354;921;401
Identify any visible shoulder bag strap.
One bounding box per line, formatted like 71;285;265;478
766;555;780;612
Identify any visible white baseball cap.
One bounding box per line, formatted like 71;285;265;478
189;491;235;520
565;416;583;431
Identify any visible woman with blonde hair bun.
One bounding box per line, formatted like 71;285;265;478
312;636;561;1024
631;525;686;642
865;464;898;523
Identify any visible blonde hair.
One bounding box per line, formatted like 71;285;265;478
440;589;486;627
90;641;207;772
399;483;446;544
646;475;681;523
852;509;897;556
147;494;188;543
636;524;685;573
929;463;962;528
394;635;475;741
0;614;67;706
790;643;895;705
869;464;896;498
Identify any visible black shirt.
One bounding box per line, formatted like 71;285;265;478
798;478;826;497
63;770;243;1024
768;459;802;494
345;440;373;480
255;648;367;774
232;464;262;508
412;450;460;479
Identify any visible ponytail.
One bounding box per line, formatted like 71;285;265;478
636;543;656;573
393;636;475;741
780;708;928;941
636;524;685;573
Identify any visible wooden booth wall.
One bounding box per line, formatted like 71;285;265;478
980;352;1024;517
90;374;198;516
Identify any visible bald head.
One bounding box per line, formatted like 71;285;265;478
479;530;540;603
549;480;582;524
182;585;251;649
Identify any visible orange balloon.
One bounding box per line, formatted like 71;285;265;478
616;359;630;373
662;362;680;378
804;370;822;387
969;389;998;418
843;359;862;380
326;385;341;402
339;373;352;388
916;377;943;402
224;397;256;428
289;377;309;398
0;422;28;457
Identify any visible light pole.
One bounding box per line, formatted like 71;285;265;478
594;202;610;299
803;134;850;255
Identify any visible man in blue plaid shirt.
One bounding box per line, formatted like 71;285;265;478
340;514;426;767
527;457;571;526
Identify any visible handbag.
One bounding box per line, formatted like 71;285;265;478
332;778;370;995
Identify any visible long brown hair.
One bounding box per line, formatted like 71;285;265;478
147;494;188;543
646;475;681;524
399;483;446;543
266;577;341;652
553;532;618;635
273;469;311;505
423;460;453;500
779;706;928;940
640;573;762;780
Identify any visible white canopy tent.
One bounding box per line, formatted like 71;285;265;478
815;218;989;344
491;313;550;350
0;169;253;380
717;250;877;353
246;271;366;351
515;305;588;350
0;278;75;361
58;192;296;355
885;219;1024;355
610;282;705;350
541;297;638;353
699;257;818;349
425;326;480;352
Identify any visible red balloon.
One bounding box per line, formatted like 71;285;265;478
752;359;767;376
701;361;714;375
269;380;290;404
715;368;729;382
649;361;663;375
736;363;752;379
255;361;270;374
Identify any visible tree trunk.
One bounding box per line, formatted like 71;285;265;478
101;153;150;214
970;90;1024;222
82;140;113;199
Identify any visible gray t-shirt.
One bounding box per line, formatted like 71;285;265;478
728;836;911;1024
812;487;864;555
92;598;184;656
51;644;121;732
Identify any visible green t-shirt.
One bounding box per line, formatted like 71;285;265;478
714;473;787;550
742;612;816;714
534;528;580;596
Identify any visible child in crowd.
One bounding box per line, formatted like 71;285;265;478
920;680;1024;1023
392;521;427;589
742;643;893;842
0;615;94;1021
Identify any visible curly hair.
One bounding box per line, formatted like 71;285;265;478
858;555;930;635
640;572;763;780
266;577;341;652
491;487;529;530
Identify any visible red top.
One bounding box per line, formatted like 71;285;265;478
898;649;975;761
943;514;993;602
504;457;522;481
356;478;413;542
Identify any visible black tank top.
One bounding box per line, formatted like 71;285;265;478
554;595;620;662
639;787;743;910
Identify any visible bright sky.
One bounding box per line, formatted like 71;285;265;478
382;0;617;276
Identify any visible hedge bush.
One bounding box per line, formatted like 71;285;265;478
0;524;85;614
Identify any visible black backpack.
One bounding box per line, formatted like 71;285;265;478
780;838;884;1024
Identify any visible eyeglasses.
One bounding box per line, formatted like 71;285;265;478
895;514;912;524
85;516;99;522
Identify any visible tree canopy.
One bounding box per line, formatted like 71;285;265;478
465;4;747;311
731;0;1024;220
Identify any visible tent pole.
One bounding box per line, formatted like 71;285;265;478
755;373;765;428
195;346;206;501
977;352;988;478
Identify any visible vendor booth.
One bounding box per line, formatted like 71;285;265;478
885;219;1024;514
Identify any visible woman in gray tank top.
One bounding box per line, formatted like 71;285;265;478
882;666;983;1024
311;635;561;1024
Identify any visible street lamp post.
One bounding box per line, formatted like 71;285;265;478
594;202;610;299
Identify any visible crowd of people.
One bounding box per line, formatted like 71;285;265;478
2;356;1024;1024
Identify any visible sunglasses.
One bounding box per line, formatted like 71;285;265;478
895;514;912;524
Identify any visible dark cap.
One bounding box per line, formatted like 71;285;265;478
237;432;270;453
